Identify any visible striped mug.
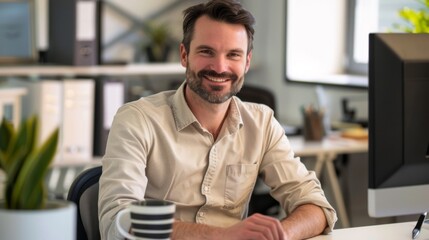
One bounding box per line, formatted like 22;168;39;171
116;200;176;240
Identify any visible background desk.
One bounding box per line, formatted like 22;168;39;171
309;221;429;239
288;134;368;228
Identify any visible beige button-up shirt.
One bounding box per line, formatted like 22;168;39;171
98;82;337;239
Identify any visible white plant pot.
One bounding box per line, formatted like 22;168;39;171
0;200;76;240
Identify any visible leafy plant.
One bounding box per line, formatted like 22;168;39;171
142;21;173;62
0;116;59;210
146;22;171;47
393;0;429;33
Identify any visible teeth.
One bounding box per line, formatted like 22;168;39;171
207;76;227;82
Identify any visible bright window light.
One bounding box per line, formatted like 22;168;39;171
285;0;424;87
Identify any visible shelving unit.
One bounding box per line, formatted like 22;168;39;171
0;62;185;165
0;62;185;77
0;0;193;201
0;63;186;200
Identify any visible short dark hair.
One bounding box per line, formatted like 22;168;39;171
182;0;255;55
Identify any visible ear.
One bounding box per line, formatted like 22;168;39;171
245;50;253;73
180;44;187;67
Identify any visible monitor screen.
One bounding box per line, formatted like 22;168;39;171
368;33;429;217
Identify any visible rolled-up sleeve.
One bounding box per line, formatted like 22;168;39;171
259;119;337;233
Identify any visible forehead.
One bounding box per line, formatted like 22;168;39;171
191;15;248;51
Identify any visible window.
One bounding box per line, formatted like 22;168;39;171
285;0;422;88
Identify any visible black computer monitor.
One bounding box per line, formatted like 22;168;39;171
368;33;429;217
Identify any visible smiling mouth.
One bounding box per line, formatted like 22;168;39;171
198;69;238;83
206;76;229;82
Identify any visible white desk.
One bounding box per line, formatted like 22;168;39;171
309;221;429;239
288;134;368;228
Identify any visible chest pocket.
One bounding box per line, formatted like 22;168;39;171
224;164;258;210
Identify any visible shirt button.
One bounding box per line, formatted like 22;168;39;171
204;186;209;192
199;212;205;217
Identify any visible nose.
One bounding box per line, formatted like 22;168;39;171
209;55;229;73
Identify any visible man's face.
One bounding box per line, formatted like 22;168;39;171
180;15;252;104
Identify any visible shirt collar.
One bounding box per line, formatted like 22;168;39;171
170;81;197;131
170;81;243;133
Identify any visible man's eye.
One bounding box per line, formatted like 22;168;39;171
199;49;213;55
228;52;242;59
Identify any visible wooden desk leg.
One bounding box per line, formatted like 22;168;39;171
313;153;325;178
325;152;350;228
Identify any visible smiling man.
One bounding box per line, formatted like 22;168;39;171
98;1;337;239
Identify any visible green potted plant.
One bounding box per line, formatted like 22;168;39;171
393;0;429;33
0;116;76;240
143;21;173;62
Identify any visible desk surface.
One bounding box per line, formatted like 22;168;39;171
309;222;429;240
288;134;368;157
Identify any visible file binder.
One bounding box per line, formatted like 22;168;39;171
62;79;95;161
20;79;95;164
20;80;62;162
93;78;124;156
47;0;99;65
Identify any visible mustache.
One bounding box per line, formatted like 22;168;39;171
197;69;238;81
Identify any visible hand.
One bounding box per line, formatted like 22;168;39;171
220;213;286;240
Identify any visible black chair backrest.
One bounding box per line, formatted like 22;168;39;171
236;85;277;117
67;166;102;240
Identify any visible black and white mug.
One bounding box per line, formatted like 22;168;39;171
116;199;176;240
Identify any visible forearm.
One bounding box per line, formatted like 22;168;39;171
280;204;327;240
172;221;222;240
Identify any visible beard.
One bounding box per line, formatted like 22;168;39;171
186;64;244;104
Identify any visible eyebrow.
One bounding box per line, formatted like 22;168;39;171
195;45;246;54
195;45;213;51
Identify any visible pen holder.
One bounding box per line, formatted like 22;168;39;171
302;109;325;141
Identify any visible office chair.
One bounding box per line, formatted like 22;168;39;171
67;166;102;240
236;84;277;117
